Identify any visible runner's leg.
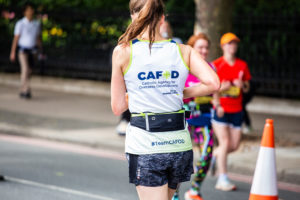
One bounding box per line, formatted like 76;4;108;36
212;123;229;175
191;126;213;192
137;184;169;200
228;127;242;153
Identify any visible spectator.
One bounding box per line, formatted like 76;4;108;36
9;2;42;99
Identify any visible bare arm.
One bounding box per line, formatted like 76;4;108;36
10;35;20;62
180;44;220;99
111;44;130;116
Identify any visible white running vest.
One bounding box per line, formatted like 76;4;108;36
124;39;192;154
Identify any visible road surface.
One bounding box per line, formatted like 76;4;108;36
0;135;299;200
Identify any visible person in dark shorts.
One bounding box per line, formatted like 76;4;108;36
211;33;251;191
111;0;220;199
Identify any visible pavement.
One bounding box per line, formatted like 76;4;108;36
0;72;300;186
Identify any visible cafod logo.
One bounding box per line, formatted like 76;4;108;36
138;70;179;80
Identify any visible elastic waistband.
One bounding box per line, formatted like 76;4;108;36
130;110;187;132
131;109;185;117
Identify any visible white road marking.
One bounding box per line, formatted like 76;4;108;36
5;176;117;200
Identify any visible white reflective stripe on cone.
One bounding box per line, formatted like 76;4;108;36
250;147;278;196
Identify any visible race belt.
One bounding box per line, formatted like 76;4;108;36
130;110;188;132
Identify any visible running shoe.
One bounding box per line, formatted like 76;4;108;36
19;91;32;99
116;120;128;136
215;178;237;191
242;125;253;135
172;192;179;200
184;190;203;200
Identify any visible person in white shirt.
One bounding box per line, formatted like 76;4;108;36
10;2;42;99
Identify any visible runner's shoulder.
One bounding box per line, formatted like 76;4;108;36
178;43;192;58
113;43;130;63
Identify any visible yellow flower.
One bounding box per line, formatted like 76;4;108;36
50;27;57;36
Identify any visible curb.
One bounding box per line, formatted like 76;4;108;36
1;73;300;116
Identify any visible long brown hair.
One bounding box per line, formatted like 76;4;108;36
118;0;165;49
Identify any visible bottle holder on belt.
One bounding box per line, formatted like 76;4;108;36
130;109;189;132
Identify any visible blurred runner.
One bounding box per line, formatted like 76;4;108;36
172;33;215;200
111;0;219;199
211;33;251;191
9;2;42;99
160;20;183;44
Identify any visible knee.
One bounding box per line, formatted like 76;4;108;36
228;142;240;152
218;138;229;150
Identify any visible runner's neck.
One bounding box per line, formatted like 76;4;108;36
223;54;236;66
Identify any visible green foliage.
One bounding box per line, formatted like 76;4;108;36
0;0;298;52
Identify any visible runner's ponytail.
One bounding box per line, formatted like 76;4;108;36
118;0;165;50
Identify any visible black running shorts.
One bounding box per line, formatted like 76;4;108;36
126;150;194;189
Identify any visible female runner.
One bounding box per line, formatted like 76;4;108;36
183;33;215;200
172;33;215;200
111;0;220;199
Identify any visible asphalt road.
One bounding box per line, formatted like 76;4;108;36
0;136;299;200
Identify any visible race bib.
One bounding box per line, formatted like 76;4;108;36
194;96;213;104
221;86;241;97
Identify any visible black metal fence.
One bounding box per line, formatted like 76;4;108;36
234;14;300;98
0;12;299;98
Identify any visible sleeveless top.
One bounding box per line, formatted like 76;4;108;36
124;39;192;154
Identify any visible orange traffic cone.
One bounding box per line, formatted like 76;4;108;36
249;119;278;200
